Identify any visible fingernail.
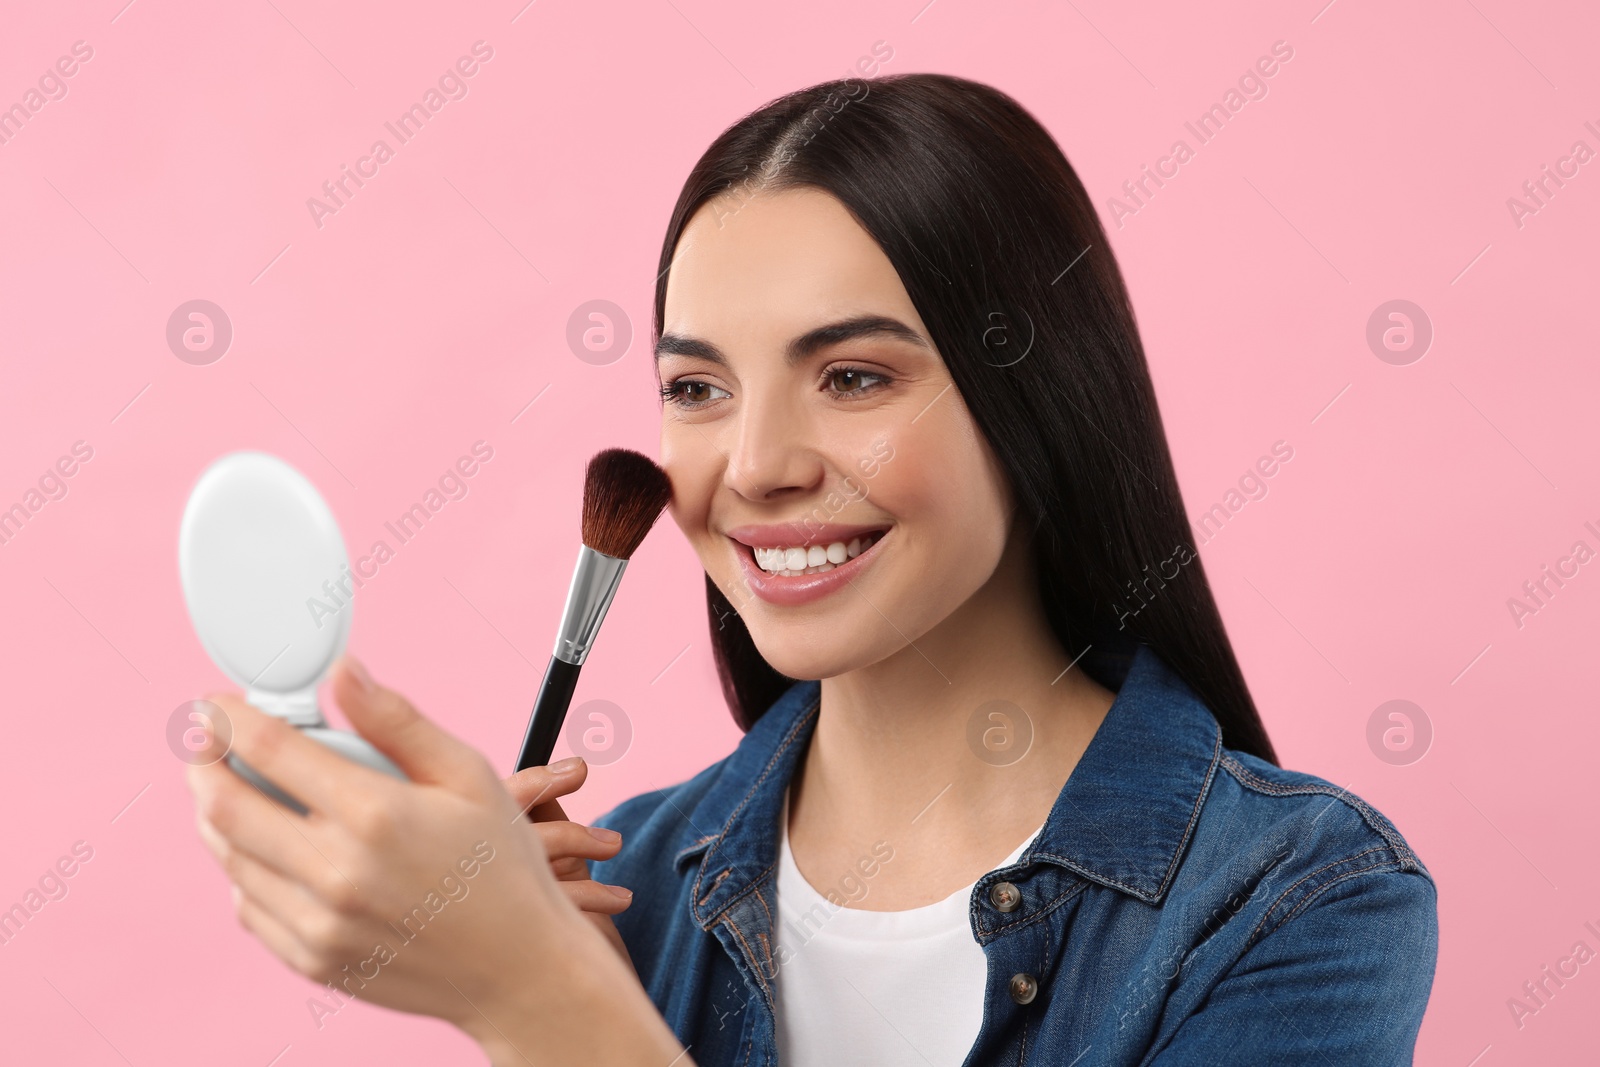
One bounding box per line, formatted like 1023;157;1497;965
588;825;621;844
606;883;633;899
549;756;584;775
344;655;373;693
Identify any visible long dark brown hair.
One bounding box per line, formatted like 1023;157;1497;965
651;72;1277;765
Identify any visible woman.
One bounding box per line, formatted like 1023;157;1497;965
188;73;1437;1065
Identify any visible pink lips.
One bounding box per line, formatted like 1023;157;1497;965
725;523;891;607
725;521;890;549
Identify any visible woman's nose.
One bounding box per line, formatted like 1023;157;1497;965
722;403;824;504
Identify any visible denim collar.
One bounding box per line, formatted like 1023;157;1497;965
674;641;1224;928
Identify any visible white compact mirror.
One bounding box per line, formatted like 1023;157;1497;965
180;451;405;812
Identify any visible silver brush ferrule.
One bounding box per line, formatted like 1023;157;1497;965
552;544;629;665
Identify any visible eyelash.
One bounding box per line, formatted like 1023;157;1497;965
658;366;891;409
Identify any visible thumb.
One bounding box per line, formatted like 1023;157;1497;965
331;654;487;789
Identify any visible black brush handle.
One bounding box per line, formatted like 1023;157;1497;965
516;655;582;773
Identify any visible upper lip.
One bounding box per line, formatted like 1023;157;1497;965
725;521;891;549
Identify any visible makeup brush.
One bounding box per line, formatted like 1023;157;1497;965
515;448;674;773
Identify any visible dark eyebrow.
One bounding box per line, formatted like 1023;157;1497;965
654;315;931;368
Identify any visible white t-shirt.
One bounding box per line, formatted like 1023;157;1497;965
772;789;1045;1066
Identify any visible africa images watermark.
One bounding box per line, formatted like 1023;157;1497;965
1107;40;1297;228
1117;832;1295;1033
1505;517;1600;630
0;40;95;148
761;839;897;984
0;440;94;549
1189;440;1295;545
705;837;897;1028
305;840;497;1030
305;41;496;230
1112;541;1199;630
0;840;96;949
306;441;495;629
1505;916;1600;1032
1505;117;1600;231
712;75;870;228
711;39;893;228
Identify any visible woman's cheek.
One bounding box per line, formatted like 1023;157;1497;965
846;430;897;487
874;404;1008;570
659;440;715;547
849;419;943;522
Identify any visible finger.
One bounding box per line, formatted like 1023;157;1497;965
195;808;365;931
188;754;352;891
190;758;331;868
220;836;366;958
549;855;591;881
503;759;588;822
234;886;325;979
531;821;623;866
331;655;490;789
557;879;635;916
206;691;398;823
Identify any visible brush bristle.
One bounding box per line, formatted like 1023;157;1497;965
582;448;674;559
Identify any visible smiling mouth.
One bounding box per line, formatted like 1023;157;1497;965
739;530;887;577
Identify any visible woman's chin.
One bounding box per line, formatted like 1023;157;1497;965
747;629;889;683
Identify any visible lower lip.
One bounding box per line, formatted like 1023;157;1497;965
733;533;889;607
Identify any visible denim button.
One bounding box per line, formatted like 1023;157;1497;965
988;880;1021;913
1008;972;1039;1005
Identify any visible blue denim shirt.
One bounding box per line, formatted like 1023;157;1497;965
590;643;1438;1064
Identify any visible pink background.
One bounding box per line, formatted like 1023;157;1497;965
1;0;1596;1063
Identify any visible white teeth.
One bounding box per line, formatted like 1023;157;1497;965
749;532;882;576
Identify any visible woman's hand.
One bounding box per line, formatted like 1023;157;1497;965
185;654;686;1066
501;758;635;968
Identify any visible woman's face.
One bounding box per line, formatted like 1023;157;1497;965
658;186;1016;681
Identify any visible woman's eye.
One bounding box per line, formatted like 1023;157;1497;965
661;368;888;408
826;367;888;395
660;379;731;407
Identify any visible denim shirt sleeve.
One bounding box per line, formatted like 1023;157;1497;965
1148;856;1439;1064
